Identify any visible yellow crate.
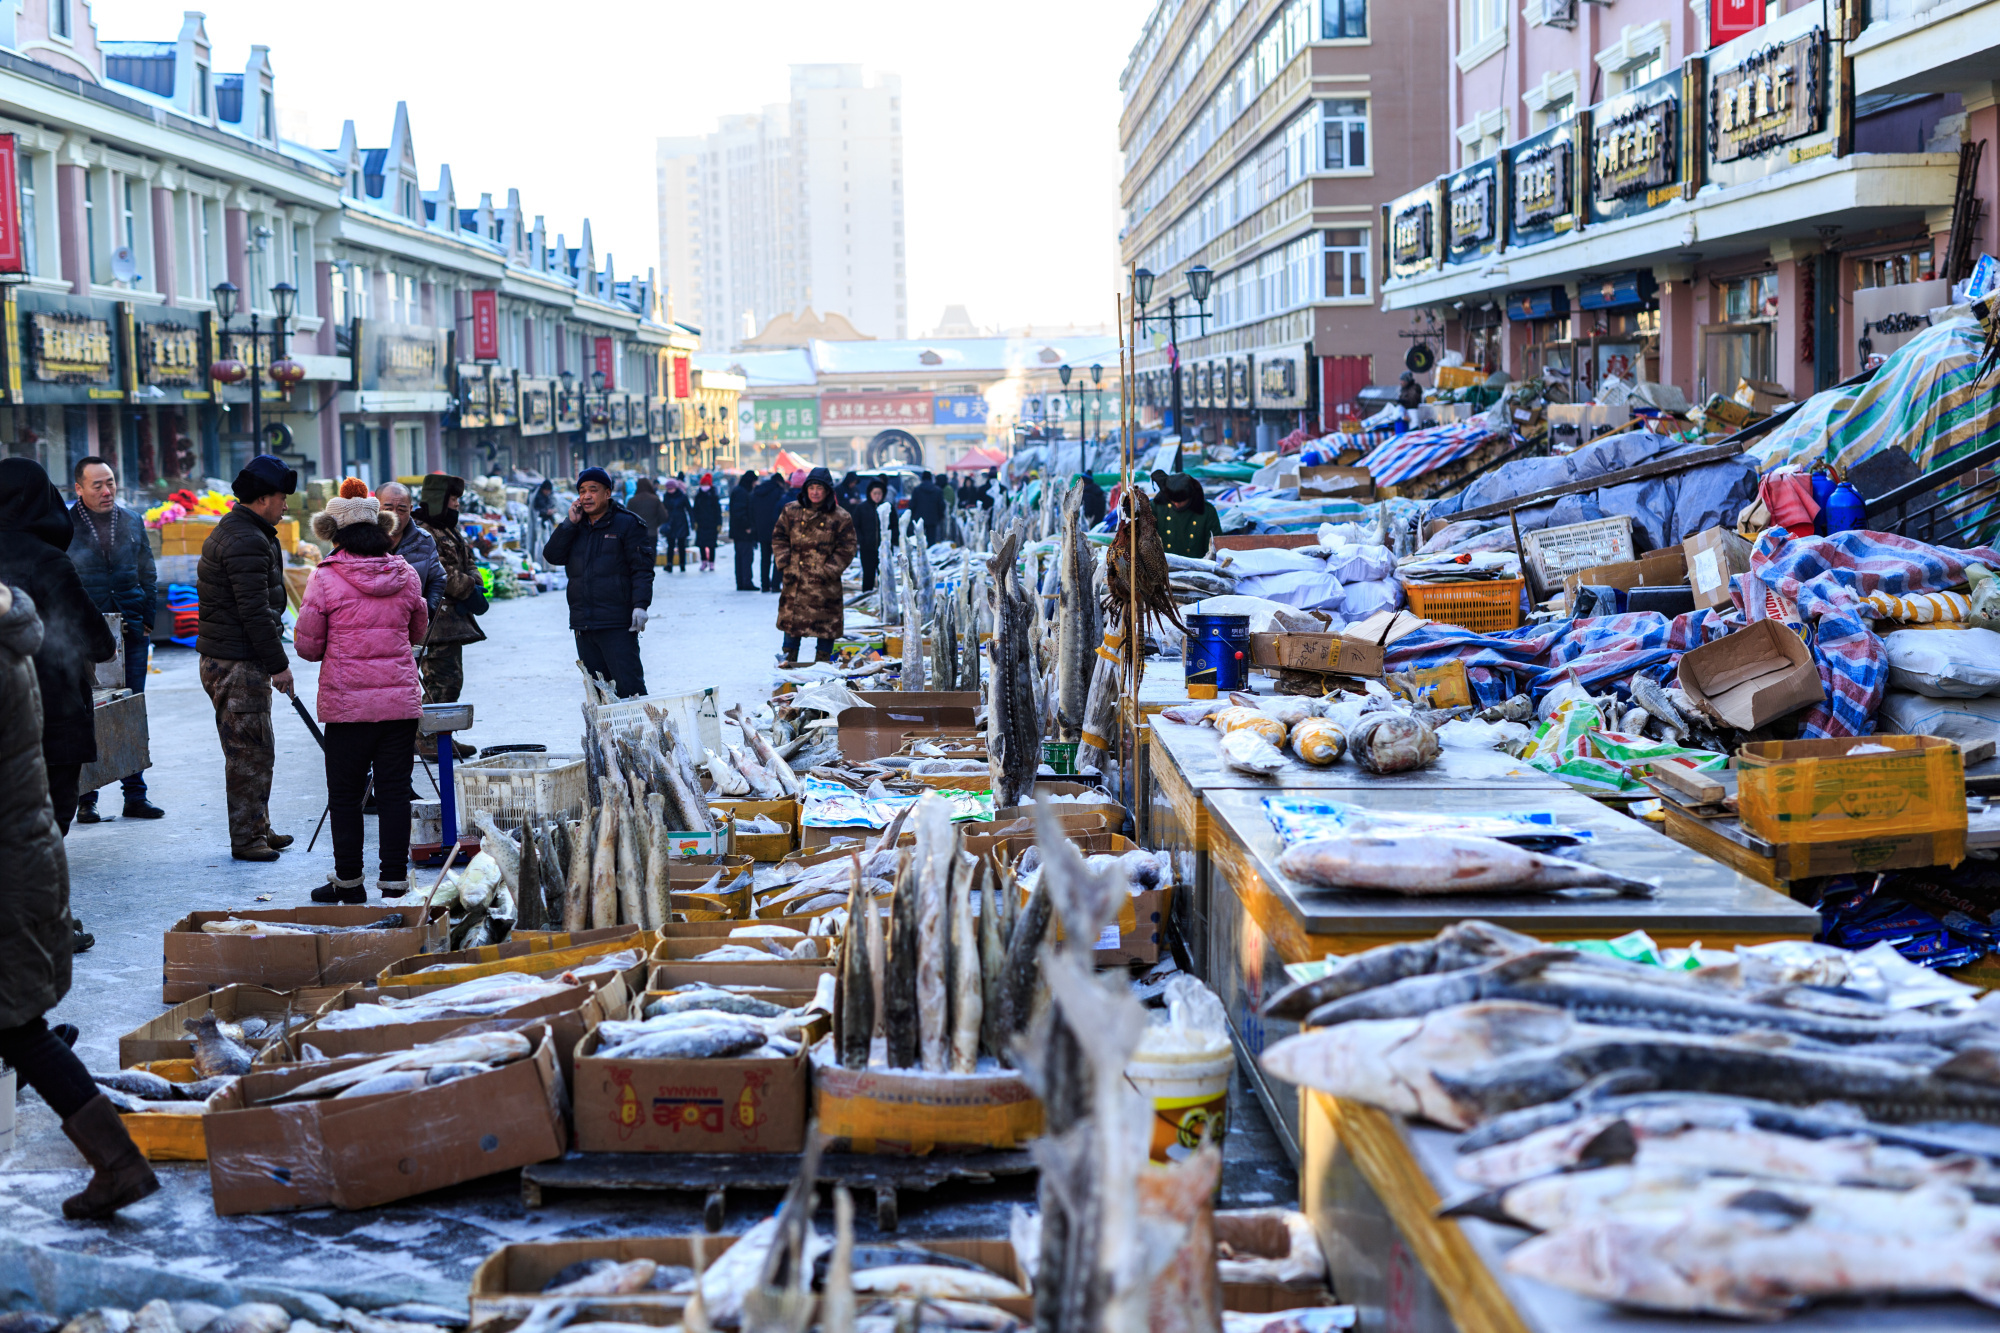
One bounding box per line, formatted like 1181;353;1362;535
122;1112;206;1162
1737;735;1966;851
1433;365;1483;390
1402;578;1524;633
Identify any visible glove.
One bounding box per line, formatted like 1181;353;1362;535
630;608;648;634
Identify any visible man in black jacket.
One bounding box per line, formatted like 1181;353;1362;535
729;470;758;590
66;456;163;823
196;454;296;862
751;471;787;593
543;466;654;697
908;471;945;546
846;477;885;592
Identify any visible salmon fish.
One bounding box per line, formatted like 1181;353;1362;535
1277;834;1654;897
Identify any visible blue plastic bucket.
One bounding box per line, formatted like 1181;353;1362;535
1183;613;1251;699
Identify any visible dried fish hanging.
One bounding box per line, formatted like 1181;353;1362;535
987;531;1042;809
1055;481;1103;741
876;499;900;626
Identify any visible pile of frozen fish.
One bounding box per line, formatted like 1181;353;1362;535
1164;689;1441;778
92;1013;257;1114
313;974;577;1030
592;974;835;1061
1260;920;2000;1317
0;1300;468;1333
198;912;408;936
257;1030;535;1103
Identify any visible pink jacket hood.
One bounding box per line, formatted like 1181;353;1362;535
294;551;428;723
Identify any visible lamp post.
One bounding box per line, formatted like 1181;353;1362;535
212;279;298;456
1131;264;1212;458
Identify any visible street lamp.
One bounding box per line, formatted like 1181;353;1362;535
1131;264;1212;457
211;278;300;456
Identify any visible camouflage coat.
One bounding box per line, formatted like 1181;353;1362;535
772;494;857;639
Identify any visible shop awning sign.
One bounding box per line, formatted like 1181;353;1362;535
1589;71;1681;224
933;393;989;426
1445;161;1500;266
470;290;499;362
1508;125;1579;250
31;311;112;384
822;393;932;428
1389;184;1439;279
1710;28;1824;163
754;397;820;442
140;322;202;388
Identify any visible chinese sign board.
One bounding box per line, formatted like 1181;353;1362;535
0;135;24;275
361;322;447;393
1589;72;1680;224
1711;0;1765;47
1388;184;1439;279
1508;126;1577;249
821;393;933;429
139;322;203;387
753;398;819;442
31;311;112;384
1710;28;1824;164
1444;159;1500;266
470;290;499;361
933;393;989;427
593;336;615;390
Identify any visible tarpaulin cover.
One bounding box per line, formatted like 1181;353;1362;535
1753;307;2000;475
1427;430;1760;551
1360;419;1503;486
1381;610;1738;708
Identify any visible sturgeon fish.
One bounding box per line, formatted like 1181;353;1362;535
1260;919;1544;1020
1278;834;1654;897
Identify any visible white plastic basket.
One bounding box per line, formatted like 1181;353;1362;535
596;685;724;755
454;752;587;826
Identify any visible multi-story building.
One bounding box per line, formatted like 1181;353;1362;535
1117;0;1449;449
0;1;703;496
1380;0;1995;405
657;64;907;353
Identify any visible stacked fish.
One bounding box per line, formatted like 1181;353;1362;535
92;1012;256;1115
198;912;407;936
987;531;1044;809
312;974;577;1030
592;974;834;1061
1174;690;1442;779
0;1300;468;1333
256;1030;535;1103
1260;920;2000;1317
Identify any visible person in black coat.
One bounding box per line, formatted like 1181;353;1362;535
1080;473;1107;527
846;477;886;592
626;477;667;555
751;471;788;593
542;466;655;698
0;458;117;839
659;479;693;573
691;473;723;573
730;470;759;590
908;471;945;546
66;455;163;823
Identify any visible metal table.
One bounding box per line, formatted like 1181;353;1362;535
1202;785;1820;1161
1147;718;1572;980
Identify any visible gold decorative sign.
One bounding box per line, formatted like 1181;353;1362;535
1448;173;1495;249
141;323;203;386
30;311;113;384
1711;29;1824;162
1593;99;1676;202
1391;200;1434;267
1513;141;1571;227
384;335;438;380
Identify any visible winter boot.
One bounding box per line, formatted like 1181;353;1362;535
231;839;280;863
121;798;165;819
376;878;411;899
60;1094;161;1219
311;874;366;904
261;830;296;850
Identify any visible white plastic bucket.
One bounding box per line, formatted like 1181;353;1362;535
1125;1045;1233;1163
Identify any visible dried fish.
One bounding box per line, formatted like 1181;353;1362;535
840;857;875;1069
885;850;920;1069
184;1012;254;1078
591;800;619;929
987;531;1042;809
912;794;953;1073
950;855;984;1073
1277;835;1653;897
704;747;750;797
564;817;591;932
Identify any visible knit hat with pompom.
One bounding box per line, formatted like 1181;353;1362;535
311;476;394;541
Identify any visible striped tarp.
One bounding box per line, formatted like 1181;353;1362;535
1360;419;1504;487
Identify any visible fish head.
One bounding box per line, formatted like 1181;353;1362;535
1416;1002;1575;1065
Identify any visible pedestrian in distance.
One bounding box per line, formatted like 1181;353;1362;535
752;470;787;593
909;469;945;547
193;453;296;863
1150;469;1225;560
660;477;693;572
530;478;558;565
0;580;158;1219
692;473;722;572
771;466;857;667
413;474;486;759
730;469;759;590
295;480;427;903
375;481;445;615
846;476;885;592
626;476;667;563
1079;472;1107;528
543;466;654;698
64;455;164;823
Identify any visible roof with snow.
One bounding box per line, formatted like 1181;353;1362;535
810;335;1119;376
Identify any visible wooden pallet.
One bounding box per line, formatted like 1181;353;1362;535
518;1148;1035;1232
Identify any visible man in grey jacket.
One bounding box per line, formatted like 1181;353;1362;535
377;482;445;614
66;456;162;823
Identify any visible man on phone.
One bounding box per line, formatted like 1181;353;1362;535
543;466;654;697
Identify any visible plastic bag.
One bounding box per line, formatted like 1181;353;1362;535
1339;579;1403;619
1137;976;1231;1059
1875;688;2000;741
1883;626;2000;698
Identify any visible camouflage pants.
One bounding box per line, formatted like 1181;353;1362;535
199;656;274;850
421;644;464;704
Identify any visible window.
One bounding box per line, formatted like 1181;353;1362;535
200;199;218;293
50;0;70;41
18;152;37;277
1325;229;1370;299
329;265;347;324
121;178;136;253
1323;100;1368;170
1619;51;1664;92
1718;273;1779;322
1857;247;1935;288
1322;0;1367;38
1540;94;1575;127
83;173;98;285
1462;0;1505;53
196;64;208;116
261;91;274;141
291;225;310;312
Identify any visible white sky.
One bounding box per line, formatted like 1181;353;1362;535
89;0;1154;338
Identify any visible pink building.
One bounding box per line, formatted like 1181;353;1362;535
1384;0;1993;405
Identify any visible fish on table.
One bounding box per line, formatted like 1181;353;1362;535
1277;834;1654;897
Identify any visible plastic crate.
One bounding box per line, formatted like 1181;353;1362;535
1522;516;1635;597
595;685;724;755
454;752;587;826
1402;578;1525;633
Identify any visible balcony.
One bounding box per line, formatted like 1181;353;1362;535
1850;0;2000;98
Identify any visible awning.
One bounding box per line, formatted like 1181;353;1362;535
946;445;1009;471
769;449;814;476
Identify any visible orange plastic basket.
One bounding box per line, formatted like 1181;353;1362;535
1402;578;1525;633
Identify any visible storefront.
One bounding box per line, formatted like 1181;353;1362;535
338;318;448;487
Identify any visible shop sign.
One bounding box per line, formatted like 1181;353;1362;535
584;393;609;442
365;323;446;393
609;394;629;437
1504;286;1570;322
821;393;932;428
1710;29;1823;163
1444;160;1500;266
470;290;499;361
672;355;690;399
1388;184;1438;279
1257;347;1306;409
592;336;615;390
1711;0;1766;47
489;368;516;427
1507;126;1577;249
933;393;988;426
1576;269;1659;312
518;378;552;436
648;398;666;445
555;380;580;433
1229;356;1251;408
753;397;819;442
0;135;24;275
30;311;113;384
220;330;275;367
1589;72;1680;225
139;321;203;387
456;364;489;428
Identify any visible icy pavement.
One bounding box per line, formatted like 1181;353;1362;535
4;551;1293;1302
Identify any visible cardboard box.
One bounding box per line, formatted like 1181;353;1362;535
374;926;652;989
813;1041;1043;1154
1249;632;1384;678
647;962;834;994
991;780;1127;830
572;1015;819;1153
1735;377;1793;415
204;1029;567;1214
470;1235;742;1327
1386;660;1473;709
162;905;450;1003
1297;465;1375;500
837;691;980;761
1683;526;1755;610
710;798;800;862
1560;548;1688;605
652;936;833;964
120;983;353;1067
1675;619;1824;730
1737;735;1967;867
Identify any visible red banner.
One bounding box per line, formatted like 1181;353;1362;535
470;289;499;361
594;336;615;389
0;135;24;275
1710;0;1765;46
672;355;690;399
821;393;934;429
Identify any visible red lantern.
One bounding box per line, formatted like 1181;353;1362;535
267;359;306;390
209;359;248;385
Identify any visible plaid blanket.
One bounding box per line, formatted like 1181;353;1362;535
1382;611;1737;707
1361;419;1504;487
1747;529;2000;736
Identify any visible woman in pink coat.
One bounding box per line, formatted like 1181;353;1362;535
296;479;429;903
